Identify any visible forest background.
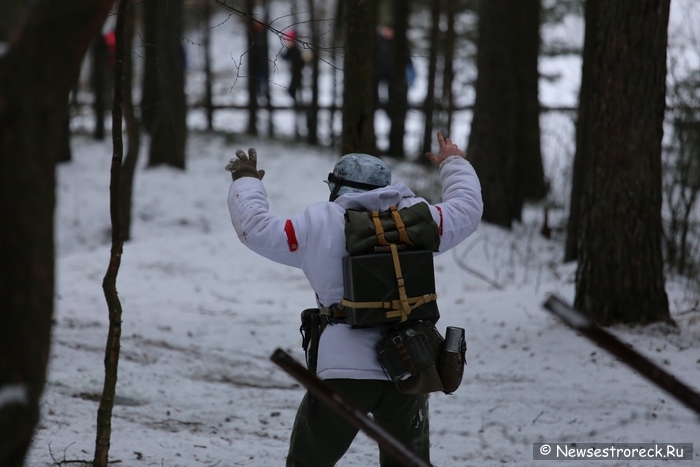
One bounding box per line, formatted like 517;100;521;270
1;0;700;465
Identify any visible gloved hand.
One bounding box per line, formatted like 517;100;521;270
225;148;265;181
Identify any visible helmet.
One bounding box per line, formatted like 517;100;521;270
326;153;391;200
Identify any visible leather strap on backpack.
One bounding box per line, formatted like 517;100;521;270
390;206;413;247
340;206;436;323
371;211;390;246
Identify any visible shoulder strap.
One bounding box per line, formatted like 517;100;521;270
371;211;390;247
390;206;413;247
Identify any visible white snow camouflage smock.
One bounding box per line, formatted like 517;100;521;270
227;155;483;381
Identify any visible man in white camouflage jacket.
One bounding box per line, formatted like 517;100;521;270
226;131;483;466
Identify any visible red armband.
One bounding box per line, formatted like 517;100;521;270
284;219;299;251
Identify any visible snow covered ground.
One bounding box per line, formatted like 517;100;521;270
23;1;700;465
25;130;700;466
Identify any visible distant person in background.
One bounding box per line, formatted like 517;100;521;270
250;21;270;104
376;24;415;104
281;30;305;104
90;30;114;110
104;29;116;70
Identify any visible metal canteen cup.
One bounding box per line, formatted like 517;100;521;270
437;326;467;394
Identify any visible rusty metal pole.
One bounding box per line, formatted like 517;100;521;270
543;294;700;416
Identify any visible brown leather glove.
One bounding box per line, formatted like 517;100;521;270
225;148;265;181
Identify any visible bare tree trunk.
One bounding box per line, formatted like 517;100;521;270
148;0;186;169
93;1;127;465
306;0;320;146
290;0;302;141
330;0;345;148
140;0;158;133
120;0;140;241
516;0;546;202
420;0;441;162
565;0;597;262
246;0;259;136
202;0;214;131
0;1;113;465
262;0;273;137
0;0;27;41
466;0;543;227
574;0;671;325
341;0;377;155
440;0;456;139
92;35;107;140
386;0;410;158
466;0;515;227
57;112;72;163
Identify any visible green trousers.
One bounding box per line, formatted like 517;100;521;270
286;379;430;467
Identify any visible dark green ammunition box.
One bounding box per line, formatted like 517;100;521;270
342;250;440;326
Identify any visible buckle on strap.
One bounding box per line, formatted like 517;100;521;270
320;304;346;320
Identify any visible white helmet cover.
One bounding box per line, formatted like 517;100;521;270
326;153;391;200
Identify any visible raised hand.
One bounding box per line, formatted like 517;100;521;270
225;148;266;181
424;131;464;166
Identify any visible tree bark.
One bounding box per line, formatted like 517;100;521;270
341;0;377;155
94;1;128;465
565;0;597;262
515;0;546;202
140;0;158;133
120;0;140;241
0;0;27;41
91;35;108;140
574;0;671;325
466;0;515;227
147;0;186;169
330;0;346;148
466;0;545;227
386;0;411;158
202;0;214;131
420;0;441;162
246;0;260;136
0;1;113;465
306;0;320;146
440;0;456;140
261;1;273;137
56;112;73;163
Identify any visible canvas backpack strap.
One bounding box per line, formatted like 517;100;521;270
383;294;437;320
371;211;390;246
339;294;437;313
319;304;347;320
388;243;410;322
390;205;413;247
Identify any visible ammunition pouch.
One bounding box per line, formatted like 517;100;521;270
376;321;467;395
